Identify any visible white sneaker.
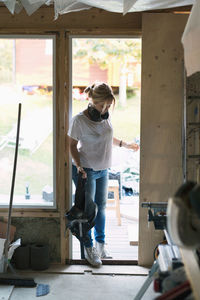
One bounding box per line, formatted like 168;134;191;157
95;242;113;259
84;247;102;267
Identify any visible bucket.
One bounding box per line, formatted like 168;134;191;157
30;244;49;271
14;244;30;269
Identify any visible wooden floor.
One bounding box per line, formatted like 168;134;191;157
72;196;139;261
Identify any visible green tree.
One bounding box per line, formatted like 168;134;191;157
73;38;141;106
0;40;13;83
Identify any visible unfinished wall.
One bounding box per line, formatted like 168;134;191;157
0;6;191;264
0;6;142;263
139;13;189;266
12;218;60;262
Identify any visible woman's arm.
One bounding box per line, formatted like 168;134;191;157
68;136;87;178
113;137;139;151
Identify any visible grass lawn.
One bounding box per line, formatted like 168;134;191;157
0;92;53;195
0;137;53;195
0;94;51;136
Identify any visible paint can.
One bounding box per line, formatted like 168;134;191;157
30;244;49;270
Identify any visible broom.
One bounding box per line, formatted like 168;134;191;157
0;103;36;287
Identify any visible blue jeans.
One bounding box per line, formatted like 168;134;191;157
72;164;108;247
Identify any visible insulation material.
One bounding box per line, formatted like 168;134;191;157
1;0;195;16
4;0;23;15
123;0;138;15
182;0;200;76
3;0;16;14
14;1;23;14
127;0;193;12
58;0;194;13
20;0;46;15
54;0;91;19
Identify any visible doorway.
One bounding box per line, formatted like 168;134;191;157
69;37;141;262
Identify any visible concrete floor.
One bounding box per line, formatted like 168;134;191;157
1;265;160;300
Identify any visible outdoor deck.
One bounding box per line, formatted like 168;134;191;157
72;196;139;261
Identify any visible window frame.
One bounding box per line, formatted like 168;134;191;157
0;34;57;210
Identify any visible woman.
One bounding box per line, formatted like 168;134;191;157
68;82;139;267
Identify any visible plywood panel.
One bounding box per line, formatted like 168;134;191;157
139;13;189;266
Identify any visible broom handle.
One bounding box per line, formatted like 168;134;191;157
4;103;21;262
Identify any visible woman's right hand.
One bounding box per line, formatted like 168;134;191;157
77;166;87;179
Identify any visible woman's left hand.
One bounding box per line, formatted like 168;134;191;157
126;142;140;151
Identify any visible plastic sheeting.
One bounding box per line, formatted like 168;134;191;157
20;0;46;15
2;0;46;15
54;0;91;19
182;0;200;76
72;0;193;13
1;0;194;16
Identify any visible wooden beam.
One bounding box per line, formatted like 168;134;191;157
0;211;59;217
0;7;142;32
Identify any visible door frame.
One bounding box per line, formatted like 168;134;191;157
67;34;141;264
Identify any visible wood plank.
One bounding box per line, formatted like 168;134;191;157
20;263;149;275
56;30;68;264
0;7;142;32
0;212;59;217
139;13;188;266
108;180;119;187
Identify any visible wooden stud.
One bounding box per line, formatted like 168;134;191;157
56;30;68;264
64;33;71;261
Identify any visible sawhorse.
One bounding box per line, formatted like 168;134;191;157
134;260;159;300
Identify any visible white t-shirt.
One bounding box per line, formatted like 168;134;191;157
68;112;113;171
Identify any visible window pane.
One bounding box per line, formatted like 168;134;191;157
0;37;55;207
